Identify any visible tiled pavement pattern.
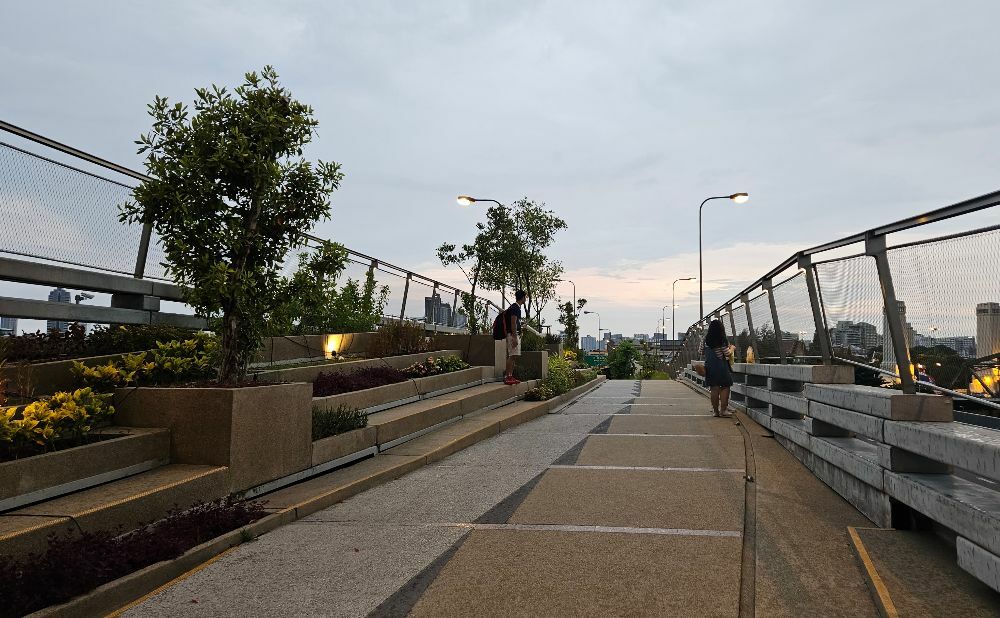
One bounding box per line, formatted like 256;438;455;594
129;381;877;617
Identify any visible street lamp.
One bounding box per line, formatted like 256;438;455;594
672;277;695;342
699;193;748;318
457;195;503;207
583;310;602;341
556;279;576;315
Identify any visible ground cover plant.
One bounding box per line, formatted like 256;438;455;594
0;387;115;461
1;323;198;363
525;357;598;401
312;366;409;397
312;404;368;440
402;355;469;378
0;497;264;617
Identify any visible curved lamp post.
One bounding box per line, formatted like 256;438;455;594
457;195;503;207
699;193;748;318
672;276;696;342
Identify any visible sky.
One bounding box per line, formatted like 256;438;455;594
3;1;1000;338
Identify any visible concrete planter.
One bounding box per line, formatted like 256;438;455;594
114;383;313;493
250;350;465;384
431;334;505;378
311;427;377;467
312;367;487;412
545;343;564;358
0;427;169;512
1;352;143;397
412;367;486;395
516;350;549;380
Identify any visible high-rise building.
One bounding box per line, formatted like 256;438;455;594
454;313;468;329
882;301;912;371
0;317;16;336
977;302;1000;358
830;321;880;350
580;335;598;352
47;287;71;333
424;293;453;325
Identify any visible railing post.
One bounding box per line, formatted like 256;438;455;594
726;304;738;345
399;273;411;321
741;293;760;362
798;254;833;365
866;234;915;393
763;279;787;364
430;282;439;325
451;289;460;327
133;222;152;279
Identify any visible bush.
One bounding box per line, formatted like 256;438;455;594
525;356;593;401
313;366;408;397
0;497;264;616
3;323;199;363
519;330;545;352
525;384;553;401
1;387;115;460
312;404;368;440
372;320;430;357
402;355;470;379
606;340;641;379
72;333;218;390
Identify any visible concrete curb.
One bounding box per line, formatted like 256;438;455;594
33;376;605;617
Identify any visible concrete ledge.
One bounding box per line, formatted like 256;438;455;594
770;418;812;449
884;472;1000;556
769;390;808;415
0;427;169;512
413;367;483;395
766;364;853;384
313;380;419;412
810;437;884;489
808;401;884;441
883;421;1000;483
310;427;377;467
369;399;464;445
252;350;465;384
957;536;1000;593
802;384;953;421
747;408;772;430
732;362;768;377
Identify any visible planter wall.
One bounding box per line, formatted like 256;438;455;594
545;343;564;358
0;427;169;512
115;383;313;493
516;351;549;380
312;367;489;412
431;334;505;378
2;352;142;397
250;349;466;385
311;427;377;467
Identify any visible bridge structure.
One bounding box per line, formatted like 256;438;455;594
0;122;998;616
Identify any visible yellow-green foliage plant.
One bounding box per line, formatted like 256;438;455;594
0;387;115;458
72;333;218;391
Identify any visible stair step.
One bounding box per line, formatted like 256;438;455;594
0;464;228;558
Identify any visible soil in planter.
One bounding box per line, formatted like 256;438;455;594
0;497;264;617
0;431;123;464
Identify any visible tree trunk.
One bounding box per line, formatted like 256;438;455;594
218;311;241;383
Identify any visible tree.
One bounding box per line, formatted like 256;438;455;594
606;340;641;379
123;67;343;382
557;297;588;350
438;198;566;326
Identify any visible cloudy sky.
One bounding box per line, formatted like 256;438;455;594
4;1;1000;338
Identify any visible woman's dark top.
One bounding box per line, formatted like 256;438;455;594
703;344;734;388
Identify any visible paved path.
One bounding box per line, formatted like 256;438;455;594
129;380;876;617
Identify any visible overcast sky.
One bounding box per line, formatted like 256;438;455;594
4;1;1000;338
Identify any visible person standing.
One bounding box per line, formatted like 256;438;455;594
703;319;736;417
501;290;527;385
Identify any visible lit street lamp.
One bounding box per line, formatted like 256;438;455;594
457;195;503;207
699;193;748;318
672;277;695;342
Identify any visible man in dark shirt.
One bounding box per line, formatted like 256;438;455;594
503;290;527;385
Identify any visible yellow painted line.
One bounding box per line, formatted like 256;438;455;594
847;526;899;618
104;546;237;617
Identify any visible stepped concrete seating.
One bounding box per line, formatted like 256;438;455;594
679;362;1000;593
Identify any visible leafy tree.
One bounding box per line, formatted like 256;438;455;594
910;345;972;390
123;67;343;382
557;297;588;350
267;244;389;336
606;340;641;379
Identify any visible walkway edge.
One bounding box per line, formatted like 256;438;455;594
30;377;606;618
847;526;900;618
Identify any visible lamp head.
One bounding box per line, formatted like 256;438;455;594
456;195;475;207
729;192;749;204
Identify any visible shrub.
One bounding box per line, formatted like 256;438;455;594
543;333;560;344
312;404;368;440
3;323;199;364
606;340;641;379
0;497;264;616
545;355;574;395
72;333;218;390
402;355;470;378
372;320;430;357
0;388;115;460
519;330;545;352
525;385;553;401
313;366;408;397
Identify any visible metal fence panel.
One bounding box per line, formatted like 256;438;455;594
815;255;886;366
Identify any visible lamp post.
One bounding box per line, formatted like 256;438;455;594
699;193;748;318
456;195;507;310
555;279;576;313
583;310;602;346
457;195;503;208
672;277;695;342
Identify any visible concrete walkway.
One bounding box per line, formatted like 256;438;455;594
127;380;877;617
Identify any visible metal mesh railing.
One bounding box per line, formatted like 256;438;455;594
771;272;820;357
748;291;776;359
815;255;885;365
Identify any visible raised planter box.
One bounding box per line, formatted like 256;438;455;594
1;351;140;397
0;427;169;512
311;427;377;467
516;350;548;380
312;367;487;413
114;383;313;493
250;349;465;384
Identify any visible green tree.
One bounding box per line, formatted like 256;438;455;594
557;297;587;350
606;340;641;379
123;67;343;382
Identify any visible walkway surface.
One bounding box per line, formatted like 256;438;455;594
127;380;877;617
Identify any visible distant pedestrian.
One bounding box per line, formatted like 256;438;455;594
494;290;527;385
703;319;736;417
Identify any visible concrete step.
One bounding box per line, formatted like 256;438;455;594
0;463;228;558
368;380;536;448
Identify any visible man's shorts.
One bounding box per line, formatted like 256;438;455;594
506;334;521;357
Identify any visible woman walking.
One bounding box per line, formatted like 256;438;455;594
703;319;735;417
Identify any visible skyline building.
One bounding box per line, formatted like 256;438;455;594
977;302;1000;358
47;287;71;333
580;335;598;352
0;317;16;336
424;293;452;326
882;300;913;372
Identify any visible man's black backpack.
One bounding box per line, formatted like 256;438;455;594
492;310;507;340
